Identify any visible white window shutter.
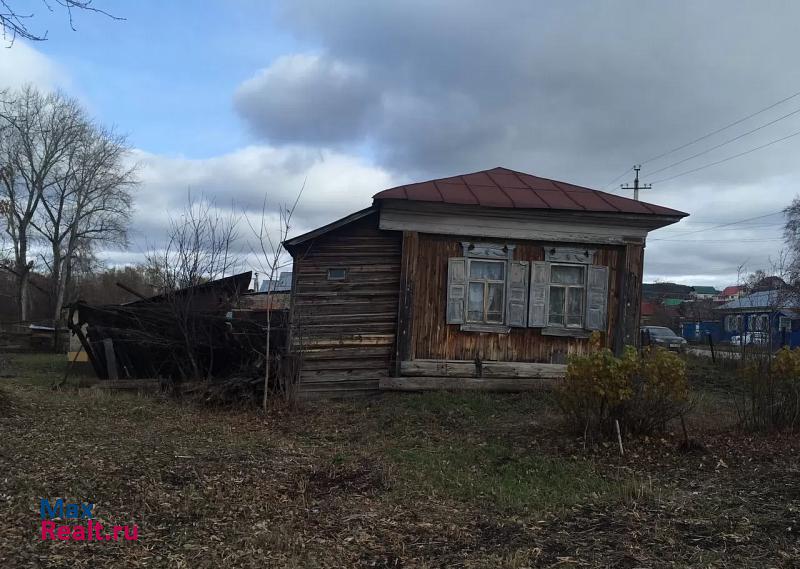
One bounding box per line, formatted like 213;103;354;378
586;265;609;331
446;257;467;324
528;261;550;327
506;260;529;327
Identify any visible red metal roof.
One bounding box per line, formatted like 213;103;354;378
721;285;743;297
374;167;687;217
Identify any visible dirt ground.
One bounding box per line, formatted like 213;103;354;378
1;354;798;568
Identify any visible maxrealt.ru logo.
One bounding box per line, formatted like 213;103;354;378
40;499;139;542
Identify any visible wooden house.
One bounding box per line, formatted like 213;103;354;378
284;167;687;398
717;289;800;348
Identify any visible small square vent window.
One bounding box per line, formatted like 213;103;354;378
327;268;347;281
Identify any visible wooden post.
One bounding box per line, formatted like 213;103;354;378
395;231;418;375
615;420;624;456
102;338;118;380
707;332;716;364
613;248;628;356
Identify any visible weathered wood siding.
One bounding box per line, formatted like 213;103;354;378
402;232;639;363
289;213;401;397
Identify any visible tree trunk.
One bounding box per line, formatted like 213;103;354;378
263;316;271;411
17;267;30;322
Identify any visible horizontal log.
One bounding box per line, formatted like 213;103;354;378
297;264;399;273
300;334;395;347
296;347;391;360
293;289;399;298
399;359;566;379
294;300;398;313
300;368;388;381
297;311;398;323
379;376;557;392
300;357;392;371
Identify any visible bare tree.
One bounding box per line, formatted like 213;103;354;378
0;86;86;321
146;193;241;292
1;1;121;44
246;184;304;410
32;123;136;326
145;193;242;380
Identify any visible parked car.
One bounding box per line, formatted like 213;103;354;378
640;326;688;352
730;332;769;346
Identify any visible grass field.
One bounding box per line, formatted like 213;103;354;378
1;353;798;567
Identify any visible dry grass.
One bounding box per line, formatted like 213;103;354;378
0;353;798;567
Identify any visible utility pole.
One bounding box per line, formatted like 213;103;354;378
621;165;651;201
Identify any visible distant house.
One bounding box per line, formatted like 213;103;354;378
717;289;800;348
641;300;656;324
284;167;687;398
690;286;718;300
717;285;744;302
239;271;293;311
662;298;684;308
258;271;293;293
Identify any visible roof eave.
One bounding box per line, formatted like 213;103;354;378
283;206;377;254
375;197;686;231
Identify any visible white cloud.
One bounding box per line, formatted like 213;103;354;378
116;145;394;267
0;40;67;91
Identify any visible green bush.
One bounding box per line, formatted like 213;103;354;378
555;332;690;437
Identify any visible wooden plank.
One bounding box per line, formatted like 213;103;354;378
379;206;651;245
400;359;566;378
300;358;389;371
379;376;558;392
300;334;395;347
102;338;118;380
300;369;388;382
396;231;419;373
297;347;392;359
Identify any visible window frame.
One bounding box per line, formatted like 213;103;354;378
546;263;586;329
327;268;347;281
465;258;506;325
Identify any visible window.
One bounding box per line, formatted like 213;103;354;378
466;260;505;324
446;246;609;335
327;268;347;281
547;264;585;327
780;316;792;332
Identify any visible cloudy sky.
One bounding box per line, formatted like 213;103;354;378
2;0;799;287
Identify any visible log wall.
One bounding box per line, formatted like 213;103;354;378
289;213;402;398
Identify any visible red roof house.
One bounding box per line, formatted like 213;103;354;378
719;285;744;301
284;167;688;398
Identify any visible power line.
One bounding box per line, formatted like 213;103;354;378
601;166;632;191
647;105;800;177
653;237;782;243
640;87;800;165
649;210;784;241
651;128;800;184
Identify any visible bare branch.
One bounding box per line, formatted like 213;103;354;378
1;0;122;45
